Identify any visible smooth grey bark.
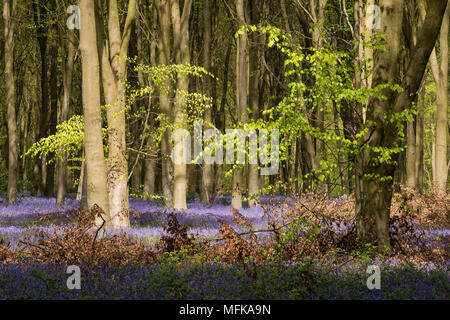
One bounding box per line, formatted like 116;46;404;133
214;38;232;197
155;0;174;207
80;159;88;211
308;0;326;178
144;139;156;197
21;99;31;193
76;149;85;201
406;121;417;188
406;0;427;190
232;0;248;210
45;23;58;197
200;0;214;205
430;2;449;194
139;7;157;199
33;0;48;196
79;0;111;227
170;0;192;211
415;84;425;193
4;0;17;204
247;1;261;207
96;0;136;228
56;29;75;205
356;0;448;248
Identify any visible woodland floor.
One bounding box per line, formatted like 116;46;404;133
0;193;448;299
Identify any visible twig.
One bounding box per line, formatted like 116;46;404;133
342;0;355;39
293;0;315;23
92;210;106;249
19;240;49;252
128;101;152;182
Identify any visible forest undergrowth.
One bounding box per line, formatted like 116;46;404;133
0;187;448;299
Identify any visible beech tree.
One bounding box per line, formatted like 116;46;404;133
155;0;174;207
170;0;192;211
232;0;248;210
56;26;76;205
96;0;137;228
4;0;17;204
2;0;448;248
355;0;448;247
79;0;111;227
200;0;214;205
247;0;262;207
430;2;449;194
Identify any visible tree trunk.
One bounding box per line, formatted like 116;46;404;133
21;99;31;193
1;127;7;172
406;120;417;188
141;7;157;199
415;83;425;193
406;0;429;191
97;0;136;228
200;0;214;205
80;159;88;211
356;0;405;247
77;149;85;201
215;38;232;197
299;0;327;192
155;0;174;207
45;24;58;197
430;2;449;194
170;0;192;211
356;0;448;248
247;1;260;207
232;0;248;210
359;0;375;123
57;29;75;205
79;0;111;227
33;0;48;196
144;136;156;197
4;0;17;204
310;0;326;157
333;104;346;194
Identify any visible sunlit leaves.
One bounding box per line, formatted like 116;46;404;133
26;115;85;163
240;23;411;189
